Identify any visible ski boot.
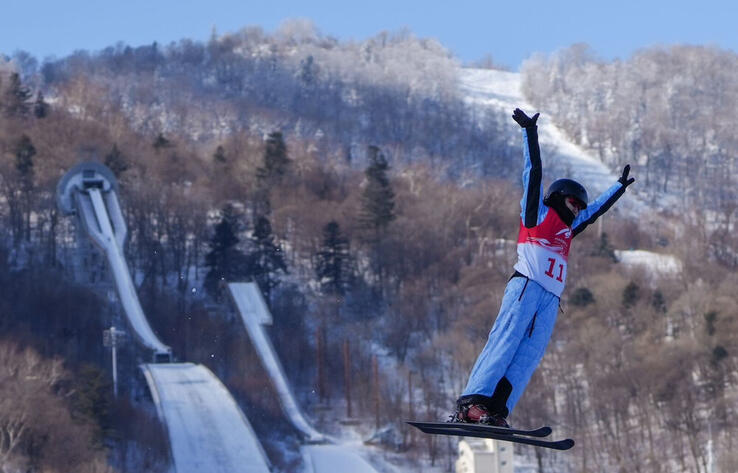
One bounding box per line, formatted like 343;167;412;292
448;403;510;428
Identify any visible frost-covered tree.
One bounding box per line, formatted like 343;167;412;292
521;44;738;210
39;23;514;181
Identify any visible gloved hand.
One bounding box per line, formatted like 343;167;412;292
512;108;540;128
618;165;635;188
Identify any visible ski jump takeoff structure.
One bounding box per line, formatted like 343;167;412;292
58;162;380;473
57;162;270;473
228;282;381;473
57;162;172;361
228;282;325;443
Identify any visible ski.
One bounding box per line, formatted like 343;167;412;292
407;422;574;451
407;421;551;438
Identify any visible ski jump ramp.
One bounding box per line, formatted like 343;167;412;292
57;162;380;473
228;282;325;443
58;163;270;473
142;363;271;473
228;282;382;473
57;162;171;361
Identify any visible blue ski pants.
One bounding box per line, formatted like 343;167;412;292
462;276;560;415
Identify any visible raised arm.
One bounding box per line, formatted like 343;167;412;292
572;165;635;237
513;108;545;228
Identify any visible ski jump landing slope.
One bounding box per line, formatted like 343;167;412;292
302;445;379;473
228;282;382;473
142;363;271;473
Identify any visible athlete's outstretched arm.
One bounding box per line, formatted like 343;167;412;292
513;108;545;228
572;165;635;237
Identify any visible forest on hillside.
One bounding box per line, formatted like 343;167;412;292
30;20;515;179
522;43;738;223
1;27;738;473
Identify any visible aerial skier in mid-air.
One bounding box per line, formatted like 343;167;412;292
409;108;635;449
453;107;635;426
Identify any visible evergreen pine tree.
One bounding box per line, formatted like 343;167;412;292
622;281;641;308
359;145;395;239
33;91;49;118
245;215;287;303
299;55;317;86
315;221;353;297
13;134;36;243
4;72;32;117
651;289;667;313
253;132;289;217
72;364;113;444
256;131;291;184
593;232;617;261
213;145;227;164
104;144;129;177
153;132;173;151
15;134;36;188
204;205;247;298
570;287;595;307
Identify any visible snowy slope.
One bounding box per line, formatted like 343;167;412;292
142;363;271;473
459;68;646;216
615;250;682;277
302;445;380;473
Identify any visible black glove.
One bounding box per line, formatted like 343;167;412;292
512;108;540;128
618;165;635;188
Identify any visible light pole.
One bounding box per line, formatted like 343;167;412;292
103;326;126;397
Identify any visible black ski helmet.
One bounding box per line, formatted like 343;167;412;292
544;178;588;209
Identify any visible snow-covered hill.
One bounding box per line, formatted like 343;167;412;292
615;249;682;278
459;68;646;217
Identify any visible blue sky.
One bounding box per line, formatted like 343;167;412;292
1;0;736;69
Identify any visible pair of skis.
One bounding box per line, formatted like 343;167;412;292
407;421;574;450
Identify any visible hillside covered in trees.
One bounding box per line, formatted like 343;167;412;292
32;20;515;179
1;24;737;473
522;44;738;218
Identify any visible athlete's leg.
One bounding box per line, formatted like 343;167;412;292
460;277;540;405
503;290;560;414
